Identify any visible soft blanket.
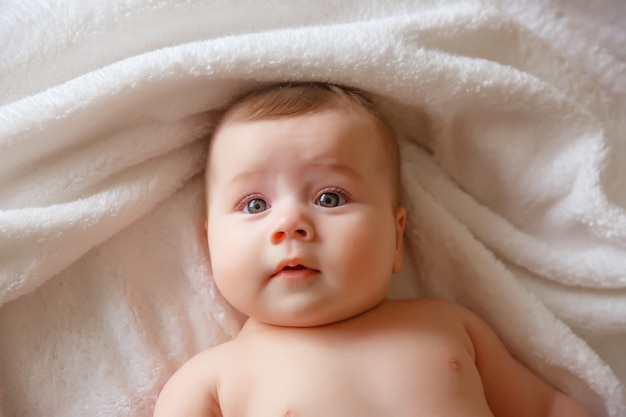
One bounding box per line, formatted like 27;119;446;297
1;0;625;416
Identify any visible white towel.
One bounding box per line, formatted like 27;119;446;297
1;0;625;416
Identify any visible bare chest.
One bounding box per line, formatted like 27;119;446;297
217;326;492;417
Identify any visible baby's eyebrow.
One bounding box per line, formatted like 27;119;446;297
222;159;362;188
309;159;363;181
227;169;267;186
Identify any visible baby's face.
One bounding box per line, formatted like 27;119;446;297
206;105;405;327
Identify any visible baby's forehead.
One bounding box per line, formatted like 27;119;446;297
215;103;363;146
208;94;399;194
212;104;387;152
210;108;395;178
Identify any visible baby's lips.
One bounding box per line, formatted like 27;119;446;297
282;264;306;271
271;258;319;278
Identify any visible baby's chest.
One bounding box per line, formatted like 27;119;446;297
217;333;487;417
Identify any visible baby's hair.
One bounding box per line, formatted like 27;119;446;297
217;82;383;124
208;81;401;207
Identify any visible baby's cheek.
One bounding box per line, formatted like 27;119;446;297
208;229;240;284
211;259;253;316
329;217;391;275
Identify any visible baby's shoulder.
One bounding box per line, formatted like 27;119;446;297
154;340;238;416
386;298;505;354
168;338;241;383
381;298;482;343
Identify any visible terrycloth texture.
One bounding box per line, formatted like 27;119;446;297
1;1;625;416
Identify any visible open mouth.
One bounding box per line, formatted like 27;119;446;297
282;265;306;271
272;261;318;280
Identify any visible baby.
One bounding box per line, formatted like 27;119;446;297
154;82;593;417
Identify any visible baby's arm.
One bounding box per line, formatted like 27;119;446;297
456;304;594;417
153;349;222;417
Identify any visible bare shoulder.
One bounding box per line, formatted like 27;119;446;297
172;338;237;380
396;299;595;417
383;297;479;324
153;340;237;417
380;298;479;351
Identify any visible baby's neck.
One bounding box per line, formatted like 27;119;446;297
238;299;394;335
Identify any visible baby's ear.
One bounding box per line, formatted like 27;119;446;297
392;206;406;273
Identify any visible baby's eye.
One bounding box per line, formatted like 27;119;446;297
243;198;269;214
316;192;346;208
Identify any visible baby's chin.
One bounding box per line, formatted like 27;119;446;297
244;314;346;329
243;301;386;329
258;316;345;328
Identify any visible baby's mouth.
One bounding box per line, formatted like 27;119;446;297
272;261;319;280
282;265;306;271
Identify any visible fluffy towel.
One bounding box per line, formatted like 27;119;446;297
1;0;625;416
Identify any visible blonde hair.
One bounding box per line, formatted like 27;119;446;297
208;82;401;206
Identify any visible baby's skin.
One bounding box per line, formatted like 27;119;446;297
154;83;593;417
156;298;587;417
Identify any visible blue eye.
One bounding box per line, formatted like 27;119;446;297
244;198;269;214
316;192;346;208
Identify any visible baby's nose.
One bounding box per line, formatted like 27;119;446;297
271;211;314;244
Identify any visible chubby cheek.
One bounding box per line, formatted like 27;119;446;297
325;213;397;287
207;218;258;313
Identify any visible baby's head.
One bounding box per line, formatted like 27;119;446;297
208;82;402;207
205;82;406;327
